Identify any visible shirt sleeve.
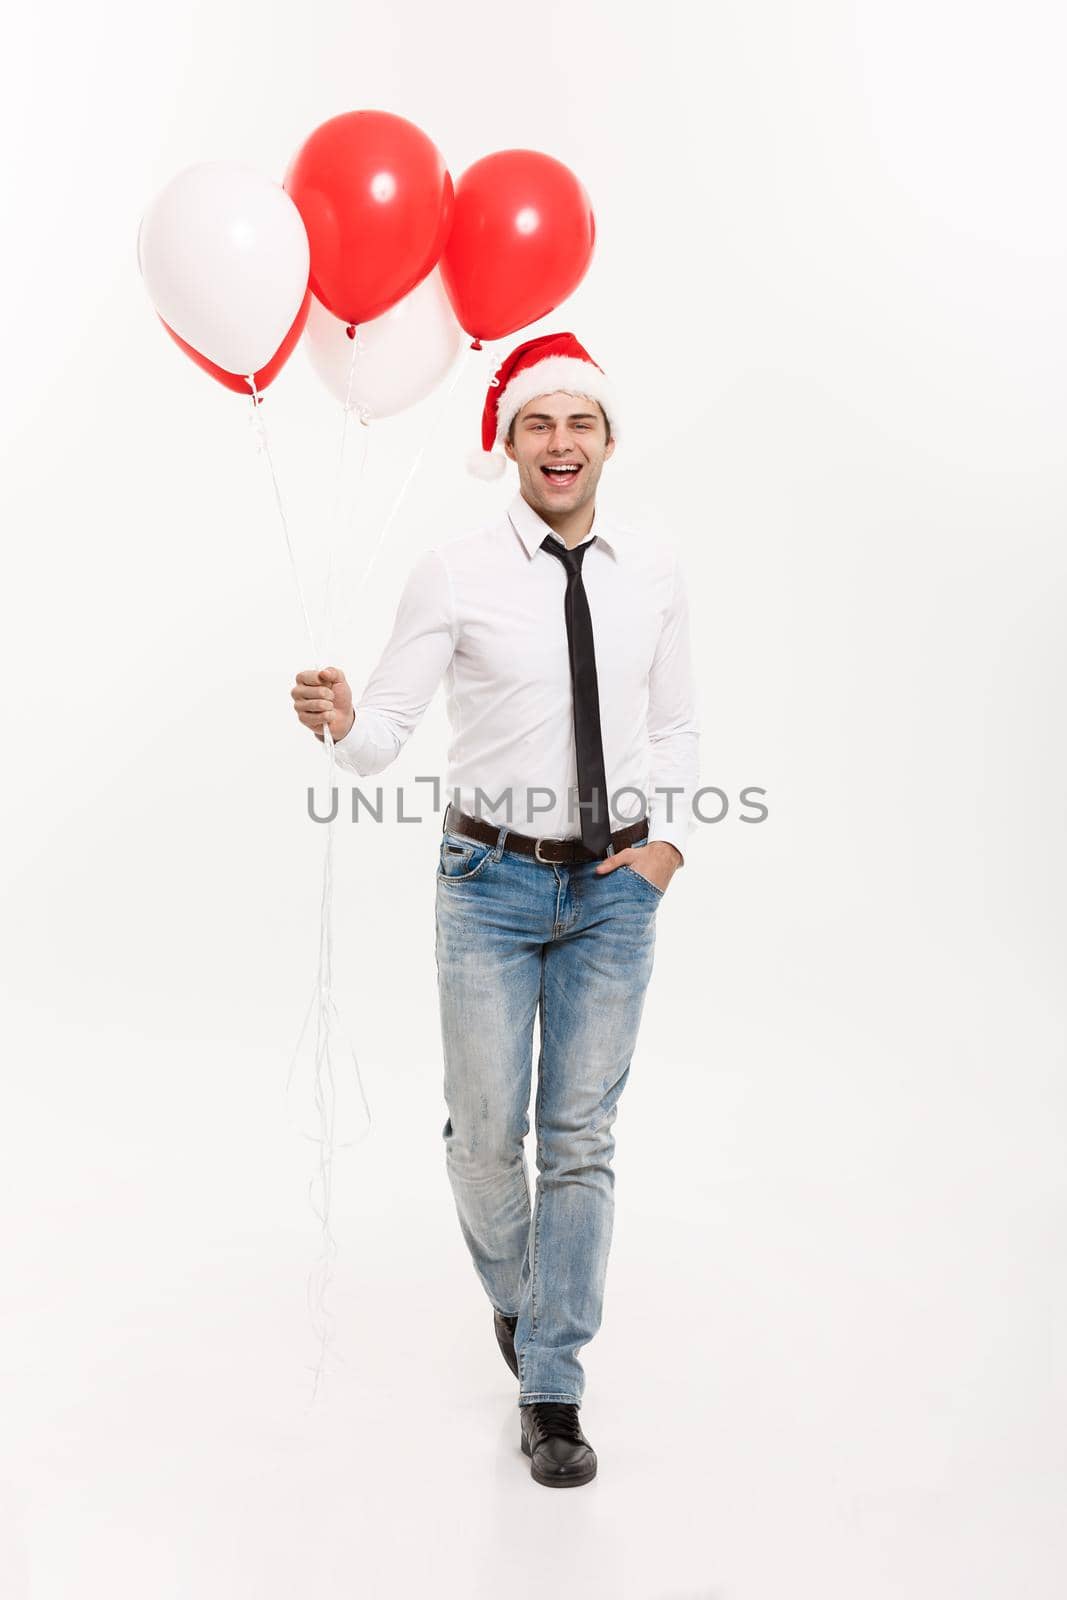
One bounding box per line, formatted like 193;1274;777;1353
330;547;456;777
645;549;701;864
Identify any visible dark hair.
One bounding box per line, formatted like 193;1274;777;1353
507;398;612;447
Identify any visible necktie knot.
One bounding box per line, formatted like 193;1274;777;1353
541;533;594;575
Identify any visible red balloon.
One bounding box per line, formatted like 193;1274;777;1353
158;284;313;396
284;110;454;327
439;150;596;344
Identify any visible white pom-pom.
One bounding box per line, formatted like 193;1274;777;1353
466;446;508;480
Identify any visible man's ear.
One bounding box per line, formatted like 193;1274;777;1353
604;436;616;460
503;437;516;461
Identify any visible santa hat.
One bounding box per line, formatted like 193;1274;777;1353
467;330;618;480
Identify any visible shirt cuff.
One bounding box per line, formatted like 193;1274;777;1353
329;711;376;772
646;814;692;866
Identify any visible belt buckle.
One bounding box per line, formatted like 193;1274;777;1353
534;836;554;864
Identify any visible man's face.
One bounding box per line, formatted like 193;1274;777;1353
503;391;615;515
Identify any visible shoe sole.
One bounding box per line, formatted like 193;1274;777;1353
521;1431;598;1487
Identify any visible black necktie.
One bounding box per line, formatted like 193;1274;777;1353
540;533;613;856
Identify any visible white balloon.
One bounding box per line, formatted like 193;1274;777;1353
304;266;463;418
138;161;310;376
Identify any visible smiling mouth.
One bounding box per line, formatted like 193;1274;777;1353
540;463;584;488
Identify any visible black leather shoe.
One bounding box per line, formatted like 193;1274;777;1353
519;1402;597;1487
493;1310;519;1378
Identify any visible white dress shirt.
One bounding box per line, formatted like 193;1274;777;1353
331;489;701;862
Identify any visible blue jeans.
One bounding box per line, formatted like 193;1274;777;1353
434;820;663;1409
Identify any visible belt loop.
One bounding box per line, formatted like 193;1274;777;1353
494;821;508;860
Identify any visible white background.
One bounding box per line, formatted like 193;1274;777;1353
2;1;1065;1595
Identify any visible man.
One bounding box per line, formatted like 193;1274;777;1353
291;331;700;1488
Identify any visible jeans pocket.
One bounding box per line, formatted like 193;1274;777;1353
438;831;496;882
618;840;665;899
620;863;665;899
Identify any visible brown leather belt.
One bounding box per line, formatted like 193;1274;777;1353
443;802;648;865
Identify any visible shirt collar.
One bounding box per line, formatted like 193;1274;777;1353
507;489;623;563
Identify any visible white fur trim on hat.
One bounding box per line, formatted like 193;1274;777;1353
494;355;618;446
466;445;508;479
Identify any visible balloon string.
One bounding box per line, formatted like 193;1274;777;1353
358;341;477;590
246;378;318;654
291;333;490;1393
330;339;484;647
304;328;376;1402
323;327;370;666
243;332;492;1406
246;365;374;1408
